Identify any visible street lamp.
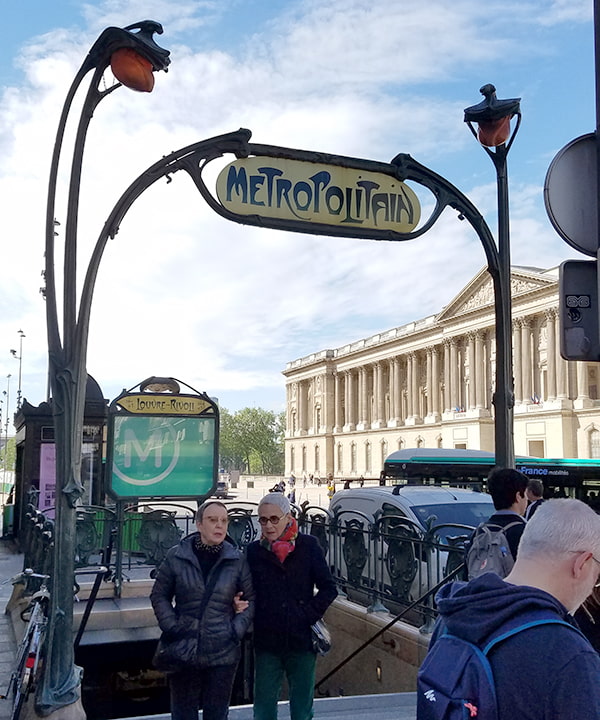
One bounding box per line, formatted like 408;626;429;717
10;329;25;409
464;84;521;469
41;21;170;718
3;375;11;498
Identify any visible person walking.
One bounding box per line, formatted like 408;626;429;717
247;493;337;720
150;501;254;720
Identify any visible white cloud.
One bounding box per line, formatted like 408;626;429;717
0;0;593;415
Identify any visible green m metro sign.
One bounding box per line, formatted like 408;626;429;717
107;381;219;500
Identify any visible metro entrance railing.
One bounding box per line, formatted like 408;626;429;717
19;492;471;630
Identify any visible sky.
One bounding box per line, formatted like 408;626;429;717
0;0;596;426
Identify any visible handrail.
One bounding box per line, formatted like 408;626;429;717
314;561;465;689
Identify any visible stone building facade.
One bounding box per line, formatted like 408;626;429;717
283;266;600;480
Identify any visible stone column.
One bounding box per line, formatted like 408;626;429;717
361;367;369;426
406;353;414;419
545;310;557;401
577;363;589;400
443;340;451;413
388;359;396;423
299;380;308;434
450;339;459;410
334;373;342;432
475;331;485;409
425;348;433;417
513;319;522;405
467;334;476;410
344;370;356;430
521;318;532;403
431;346;440;417
556;313;568;399
411;353;420;420
376;362;385;425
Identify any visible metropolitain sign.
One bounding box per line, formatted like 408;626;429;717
216;156;420;234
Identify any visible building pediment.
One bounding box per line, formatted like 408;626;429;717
437;266;557;323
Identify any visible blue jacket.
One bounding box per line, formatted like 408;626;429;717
431;573;600;719
150;534;254;668
247;533;337;653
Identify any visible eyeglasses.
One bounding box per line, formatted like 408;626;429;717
258;514;285;526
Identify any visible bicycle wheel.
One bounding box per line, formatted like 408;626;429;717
10;605;46;720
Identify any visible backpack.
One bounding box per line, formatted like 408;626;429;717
416;618;581;720
465;521;523;580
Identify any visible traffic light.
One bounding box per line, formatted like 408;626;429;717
559;259;600;361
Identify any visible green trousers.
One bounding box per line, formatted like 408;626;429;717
253;649;317;720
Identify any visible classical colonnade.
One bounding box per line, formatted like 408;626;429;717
288;308;591;437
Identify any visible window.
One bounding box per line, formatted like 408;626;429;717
302;445;307;472
365;441;372;474
337;443;343;473
290;446;295;472
381;439;388;465
315;445;320;473
351;442;357;473
528;439;545;458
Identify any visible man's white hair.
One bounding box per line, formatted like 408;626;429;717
518;498;600;561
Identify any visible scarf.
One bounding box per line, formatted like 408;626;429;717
261;516;298;563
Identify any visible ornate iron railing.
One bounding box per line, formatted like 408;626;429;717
20;496;473;624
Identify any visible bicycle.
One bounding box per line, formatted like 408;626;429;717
0;569;50;720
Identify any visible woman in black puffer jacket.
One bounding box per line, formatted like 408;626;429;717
150;501;254;720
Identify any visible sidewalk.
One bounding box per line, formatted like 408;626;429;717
0;537;24;720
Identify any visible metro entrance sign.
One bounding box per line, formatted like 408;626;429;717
106;378;218;501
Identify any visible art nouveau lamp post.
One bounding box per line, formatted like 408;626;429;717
40;22;169;717
464;84;521;469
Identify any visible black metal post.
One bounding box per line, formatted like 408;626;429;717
39;22;170;717
464;85;521;469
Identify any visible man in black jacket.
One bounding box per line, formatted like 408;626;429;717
247;493;337;720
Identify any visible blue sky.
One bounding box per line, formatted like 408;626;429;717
0;0;596;423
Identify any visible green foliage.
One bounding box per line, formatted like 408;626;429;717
1;437;15;470
219;407;285;474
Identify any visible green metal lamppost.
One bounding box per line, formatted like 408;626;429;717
40;21;170;717
464;84;521;469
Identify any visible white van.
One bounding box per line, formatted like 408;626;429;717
328;485;494;612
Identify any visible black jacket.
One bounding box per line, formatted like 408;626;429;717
247;533;337;653
150;534;254;667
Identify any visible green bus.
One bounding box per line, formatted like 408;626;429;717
382;448;600;510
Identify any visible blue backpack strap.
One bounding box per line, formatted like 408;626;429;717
483;618;586;655
443;631;497;696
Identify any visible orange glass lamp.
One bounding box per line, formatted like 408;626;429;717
464;84;521;149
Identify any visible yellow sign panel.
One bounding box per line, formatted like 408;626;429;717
216;156;420;233
116;395;213;415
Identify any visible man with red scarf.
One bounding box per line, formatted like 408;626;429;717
247;493;337;720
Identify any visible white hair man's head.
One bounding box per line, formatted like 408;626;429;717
506;499;600;613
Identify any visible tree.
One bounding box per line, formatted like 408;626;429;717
219;407;285;474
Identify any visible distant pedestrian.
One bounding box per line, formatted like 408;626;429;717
525;478;545;520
